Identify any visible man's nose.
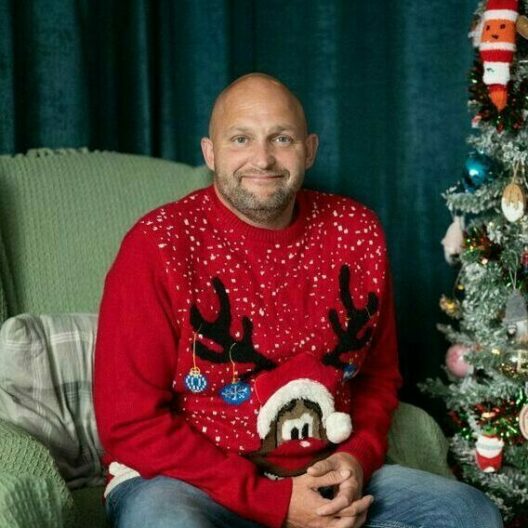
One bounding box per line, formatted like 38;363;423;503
252;141;275;169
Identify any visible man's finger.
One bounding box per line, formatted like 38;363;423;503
316;480;356;516
330;510;368;528
330;495;374;518
307;458;336;476
308;469;351;490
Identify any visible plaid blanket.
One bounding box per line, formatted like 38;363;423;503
0;313;104;489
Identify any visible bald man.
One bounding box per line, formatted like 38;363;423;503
94;74;503;528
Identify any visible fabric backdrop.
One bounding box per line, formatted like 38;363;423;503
0;0;478;415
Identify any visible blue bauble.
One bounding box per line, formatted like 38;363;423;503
343;363;358;381
220;381;251;405
463;153;491;193
185;369;208;393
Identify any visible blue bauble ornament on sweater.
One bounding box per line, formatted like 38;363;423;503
463;153;491;193
185;367;208;393
220;380;251;405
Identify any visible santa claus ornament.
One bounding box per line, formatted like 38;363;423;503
479;0;519;111
475;429;505;472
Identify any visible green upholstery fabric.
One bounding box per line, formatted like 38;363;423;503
0;148;212;319
0;418;75;528
387;402;453;479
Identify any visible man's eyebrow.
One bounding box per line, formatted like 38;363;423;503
225;125;297;134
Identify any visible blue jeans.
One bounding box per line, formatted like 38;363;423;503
106;464;503;528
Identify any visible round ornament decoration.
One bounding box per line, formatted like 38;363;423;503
501;182;526;222
519;404;528;440
220;380;251;405
517;14;528;39
445;344;473;378
185;367;208;393
343;362;359;381
463;153;491;192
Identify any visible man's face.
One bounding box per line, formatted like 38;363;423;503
201;78;318;227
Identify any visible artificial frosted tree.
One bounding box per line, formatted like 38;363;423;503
421;0;528;525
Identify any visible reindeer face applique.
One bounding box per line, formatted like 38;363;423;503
247;352;353;478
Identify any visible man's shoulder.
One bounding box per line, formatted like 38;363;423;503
130;185;212;230
301;188;382;229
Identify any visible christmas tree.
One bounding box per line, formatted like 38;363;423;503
421;0;528;525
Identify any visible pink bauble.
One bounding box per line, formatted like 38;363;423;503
445;344;473;377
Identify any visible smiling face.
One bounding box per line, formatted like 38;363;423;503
480;19;516;43
201;75;318;229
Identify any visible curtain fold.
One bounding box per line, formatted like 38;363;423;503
0;0;478;410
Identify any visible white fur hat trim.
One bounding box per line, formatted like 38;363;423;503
256;378;352;443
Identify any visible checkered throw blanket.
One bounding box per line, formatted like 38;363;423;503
0;313;104;489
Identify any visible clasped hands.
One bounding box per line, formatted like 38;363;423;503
285;452;373;528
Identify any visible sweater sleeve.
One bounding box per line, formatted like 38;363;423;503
336;225;402;482
93;227;291;528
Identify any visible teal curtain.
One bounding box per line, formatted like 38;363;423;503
0;0;478;413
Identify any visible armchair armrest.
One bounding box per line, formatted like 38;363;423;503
387;402;453;478
0;417;75;527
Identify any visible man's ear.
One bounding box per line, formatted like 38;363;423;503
201;137;215;171
304;133;319;170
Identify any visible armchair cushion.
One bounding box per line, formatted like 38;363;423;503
0;313;103;489
0;418;75;528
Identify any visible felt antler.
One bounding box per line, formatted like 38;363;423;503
322;265;379;370
190;277;275;374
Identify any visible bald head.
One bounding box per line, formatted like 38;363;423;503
208;73;308;139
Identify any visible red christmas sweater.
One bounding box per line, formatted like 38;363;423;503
94;185;401;528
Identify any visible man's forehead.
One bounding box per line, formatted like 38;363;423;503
209;77;307;136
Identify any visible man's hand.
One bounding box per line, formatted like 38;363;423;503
286;469;359;528
305;452;373;527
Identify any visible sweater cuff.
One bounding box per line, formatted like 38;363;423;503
245;474;292;528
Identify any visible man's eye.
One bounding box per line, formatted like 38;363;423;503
274;135;293;144
232;136;248;145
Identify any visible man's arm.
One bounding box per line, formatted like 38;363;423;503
336;259;401;480
93;227;291;528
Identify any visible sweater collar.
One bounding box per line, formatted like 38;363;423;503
204;185;308;245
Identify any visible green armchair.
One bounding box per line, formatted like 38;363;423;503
0;149;452;528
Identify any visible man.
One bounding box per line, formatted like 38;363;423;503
94;73;503;528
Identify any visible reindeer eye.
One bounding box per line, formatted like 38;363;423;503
290;427;299;440
302;423;310;438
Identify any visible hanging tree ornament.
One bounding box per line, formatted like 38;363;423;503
463;152;492;192
501;163;526;222
478;0;519;112
519;385;528;440
439;294;462;318
503;288;528;342
445;343;474;378
185;331;209;393
219;344;251;405
475;427;505;472
441;215;465;265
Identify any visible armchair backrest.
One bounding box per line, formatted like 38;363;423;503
0;148;212;321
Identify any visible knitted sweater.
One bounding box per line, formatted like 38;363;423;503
94;185;401;528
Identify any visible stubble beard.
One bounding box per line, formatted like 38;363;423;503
215;171;298;225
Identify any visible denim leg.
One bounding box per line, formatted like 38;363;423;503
364;465;503;528
106;476;264;528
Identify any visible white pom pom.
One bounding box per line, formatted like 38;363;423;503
325;412;353;444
